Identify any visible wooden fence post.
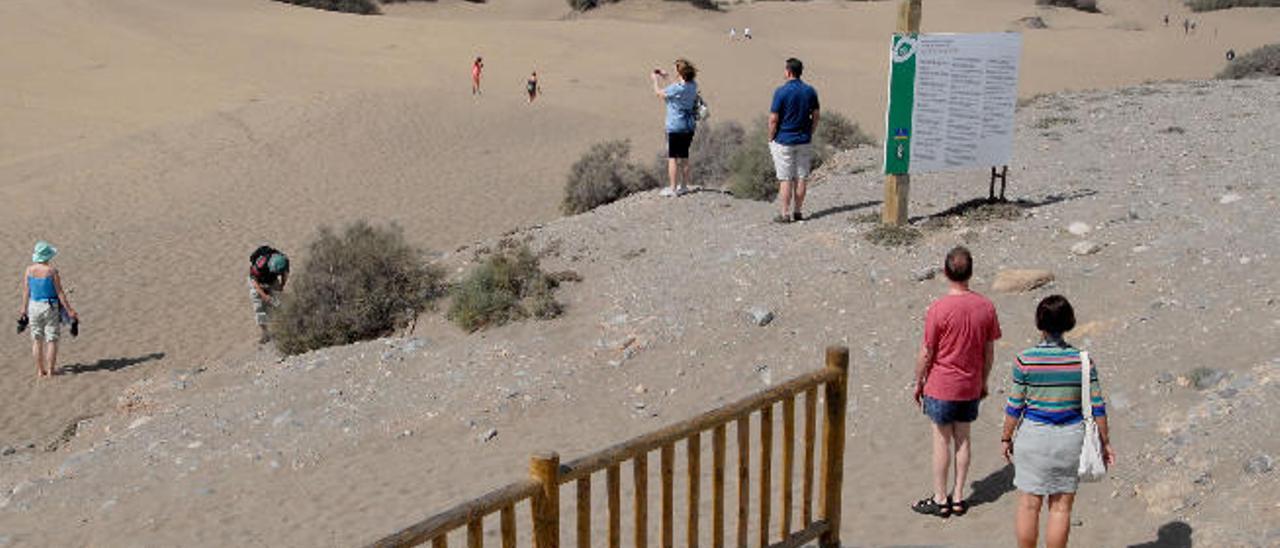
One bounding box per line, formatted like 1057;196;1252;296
818;347;849;548
883;0;923;226
531;452;561;548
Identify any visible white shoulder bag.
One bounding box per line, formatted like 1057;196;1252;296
1078;351;1107;482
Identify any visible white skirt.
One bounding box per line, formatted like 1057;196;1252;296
1013;420;1085;495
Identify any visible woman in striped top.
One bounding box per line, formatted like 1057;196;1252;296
1001;295;1115;548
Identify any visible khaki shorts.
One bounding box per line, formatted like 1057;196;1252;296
769;141;814;181
248;277;282;326
27;300;60;342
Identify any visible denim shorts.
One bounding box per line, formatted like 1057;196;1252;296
922;395;979;425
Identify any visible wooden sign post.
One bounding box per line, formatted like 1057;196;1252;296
883;0;922;226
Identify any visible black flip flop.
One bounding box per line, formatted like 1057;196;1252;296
951;498;969;516
911;496;951;518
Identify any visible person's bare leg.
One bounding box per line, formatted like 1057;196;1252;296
930;422;953;504
46;341;59;376
794;178;808;214
32;339;44;377
681;159;692;190
778;180;794;217
1045;493;1076;548
1016;492;1043;548
667;158;678;193
952;421;972;502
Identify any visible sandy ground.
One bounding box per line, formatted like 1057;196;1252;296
2;77;1278;546
0;0;1278;544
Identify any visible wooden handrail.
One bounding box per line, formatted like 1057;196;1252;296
366;480;541;548
368;346;850;548
559;367;840;483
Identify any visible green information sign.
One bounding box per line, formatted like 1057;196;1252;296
884;33;919;175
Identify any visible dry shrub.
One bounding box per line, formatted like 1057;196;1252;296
1035;0;1099;12
865;224;922;247
1188;0;1280;11
271;221;444;355
272;0;381;14
563;140;659;215
447;246;563;332
815;111;877;151
1218;43;1280;79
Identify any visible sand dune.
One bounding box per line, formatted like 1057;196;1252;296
0;0;1277;466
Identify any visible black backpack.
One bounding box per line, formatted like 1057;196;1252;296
249;246;278;281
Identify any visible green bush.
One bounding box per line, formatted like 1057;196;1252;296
651;121;747;188
270;221;444;355
815;111;877;151
447;246;562;332
562;140;659;215
1217;43;1280;79
272;0;381;15
1188;0;1280;11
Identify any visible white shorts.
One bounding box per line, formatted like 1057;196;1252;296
769;141;813;181
27;300;60;342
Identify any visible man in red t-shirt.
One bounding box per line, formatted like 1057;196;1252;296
911;246;1001;518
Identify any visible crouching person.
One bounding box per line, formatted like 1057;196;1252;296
247;245;289;344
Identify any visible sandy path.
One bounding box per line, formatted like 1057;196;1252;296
0;0;1276;453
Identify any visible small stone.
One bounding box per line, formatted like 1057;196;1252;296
747;307;775;327
632;401;647;410
1;447;14;457
1219;193;1242;204
128;416;153;430
1070;241;1103;256
910;266;940;282
1067;222;1092;236
633;384;647;395
1244;455;1274;475
992;269;1055;293
480;428;498;443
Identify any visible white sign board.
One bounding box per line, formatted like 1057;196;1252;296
884;33;1023;174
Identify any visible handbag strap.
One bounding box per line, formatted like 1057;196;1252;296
1080;351;1094;422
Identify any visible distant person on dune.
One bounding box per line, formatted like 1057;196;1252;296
472;57;484;95
768;57;819;223
911;246;1001;519
651;58;699;197
247;245;289;344
744;27;752;40
729;27;737;40
18;241;78;378
526;71;540;103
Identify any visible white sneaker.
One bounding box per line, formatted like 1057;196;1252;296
659;187;676;197
676;185;690;196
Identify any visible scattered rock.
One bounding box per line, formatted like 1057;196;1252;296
633;384;647;395
0;447;14;457
747;307;775;327
992;269;1055;293
1017;16;1048;29
1180;367;1227;390
1219;193;1242;205
1067;221;1092;236
480;428;498;443
910;266;940;282
1244;455;1274;475
127;416;153;430
1070;241;1103;256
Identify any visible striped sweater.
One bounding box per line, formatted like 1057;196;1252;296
1005;341;1107;425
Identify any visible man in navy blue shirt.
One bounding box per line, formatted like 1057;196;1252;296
768;58;820;223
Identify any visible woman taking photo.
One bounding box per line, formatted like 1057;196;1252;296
1002;295;1115;548
650;58;698;197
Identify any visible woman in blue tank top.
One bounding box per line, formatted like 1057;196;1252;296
19;241;78;378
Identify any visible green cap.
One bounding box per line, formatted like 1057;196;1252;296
268;253;289;274
32;241;57;263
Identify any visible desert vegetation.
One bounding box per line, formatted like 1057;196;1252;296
1187;0;1280;11
447;245;563;332
1217;43;1280;78
270;221;444;355
1035;0;1100;12
562;140;659;215
727;112;875;201
271;0;381;14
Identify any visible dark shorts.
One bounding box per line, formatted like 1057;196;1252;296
667;131;694;159
922;396;980;425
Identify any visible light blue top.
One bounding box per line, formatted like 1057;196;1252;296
28;275;58;303
664;81;698;134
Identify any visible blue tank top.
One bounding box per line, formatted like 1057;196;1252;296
28;275;58;303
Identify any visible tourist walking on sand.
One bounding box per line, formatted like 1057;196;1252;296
247;245;289;344
472;56;484;95
526;71;540;103
18;241;78;378
651;58;698;197
768;57;820;223
1003;295;1115;548
743;27;752;40
911;246;1002;518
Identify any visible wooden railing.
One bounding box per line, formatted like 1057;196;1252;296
368;346;850;548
